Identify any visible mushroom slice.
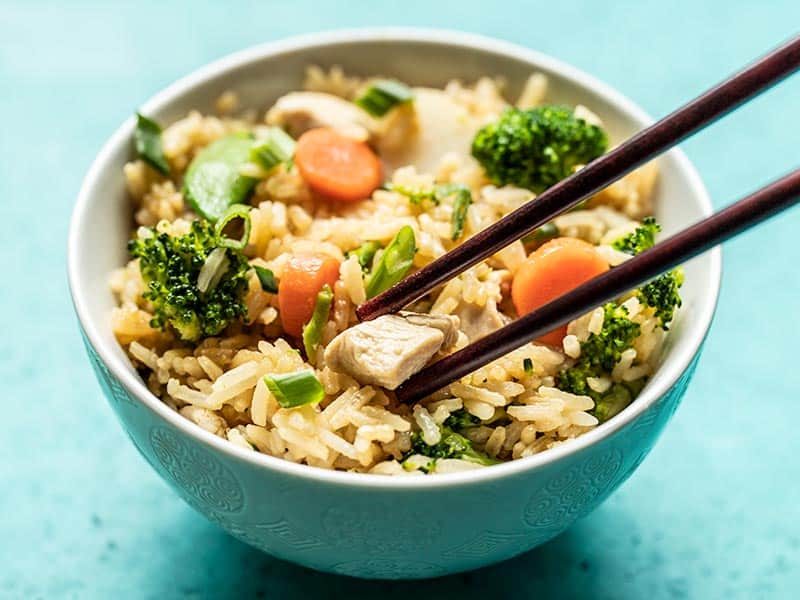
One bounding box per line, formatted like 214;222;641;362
265;91;374;141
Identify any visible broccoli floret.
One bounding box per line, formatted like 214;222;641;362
407;426;499;468
611;218;684;329
638;268;684;329
577;303;641;373
612;217;660;255
555;303;642;420
129;221;250;342
443;409;481;430
471;106;607;193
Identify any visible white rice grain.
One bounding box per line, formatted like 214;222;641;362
413;406;441;445
464;398;496;421
563;335;581;359
450;383;507;407
485;426;506;458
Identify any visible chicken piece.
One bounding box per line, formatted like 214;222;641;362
266;91;375;141
324;312;460;390
454;299;509;343
378;88;485;175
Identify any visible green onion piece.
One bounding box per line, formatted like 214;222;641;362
197;247;229;294
365;226;416;299
250;127;296;171
523;358;534;375
264;370;325;408
348;241;381;271
441;185;472;241
385;182;438;206
214;204;252;250
134;113;170;175
302;285;333;358
521;222;560;246
355;79;414;117
254;266;278;293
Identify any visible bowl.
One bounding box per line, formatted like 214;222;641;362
67;28;721;579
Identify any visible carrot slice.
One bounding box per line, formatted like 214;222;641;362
278;253;341;337
512;237;610;347
294;127;382;203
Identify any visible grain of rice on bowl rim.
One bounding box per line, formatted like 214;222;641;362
111;66;682;475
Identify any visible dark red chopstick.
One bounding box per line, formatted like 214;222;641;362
357;35;800;322
394;168;800;404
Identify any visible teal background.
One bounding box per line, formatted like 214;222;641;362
2;1;799;598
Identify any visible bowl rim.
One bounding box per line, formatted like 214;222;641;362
68;27;721;489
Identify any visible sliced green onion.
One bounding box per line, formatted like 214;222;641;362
214;204;251;250
348;241;381;271
441;185;472;241
134;113;170;175
250;127;296;171
385;182;438;206
521;222;560;246
264;370;325;408
355;79;414;117
254;266;278;294
302;285;333;358
365;225;416;299
523;358;534;376
389;182;472;240
197;247;229;294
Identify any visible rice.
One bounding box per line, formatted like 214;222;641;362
110;67;674;475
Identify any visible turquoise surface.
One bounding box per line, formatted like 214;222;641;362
2;1;799;597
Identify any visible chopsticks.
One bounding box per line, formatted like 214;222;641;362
356;34;800;322
395;168;800;403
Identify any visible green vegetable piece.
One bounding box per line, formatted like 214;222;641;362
302;285;333;358
611;217;683;328
250;127;295;171
355;79;413;117
183;132;257;222
407;426;500;467
365;225;416;299
264;370;325;408
521;222;560;246
638;268;684;329
555;302;642;419
134;113;170;175
443;409;481;431
128;220;249;341
471;106;607;193
613;217;661;255
385;182;438;206
197;247;230;294
348;241;381;271
254;266;278;294
214;204;252;250
389;183;473;241
523;357;534;375
441;184;473;240
593;383;632;422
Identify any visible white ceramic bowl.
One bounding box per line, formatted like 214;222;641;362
68;29;721;579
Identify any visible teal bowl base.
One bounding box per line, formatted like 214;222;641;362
81;329;702;579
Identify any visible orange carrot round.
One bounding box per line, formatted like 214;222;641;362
278;253;341;337
512;237;610;346
294;127;382;203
